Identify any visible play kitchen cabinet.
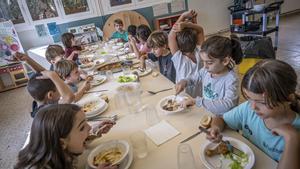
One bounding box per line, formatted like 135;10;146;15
0;62;29;92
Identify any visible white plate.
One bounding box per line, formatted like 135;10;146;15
200;137;255;169
158;95;187;114
90;75;107;86
120;147;133;169
77;98;106;117
134;67;152;77
85;144;133;169
80;62;95;71
85;102;108;118
87;140;130;169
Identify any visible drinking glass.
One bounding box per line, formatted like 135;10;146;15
130;131;148;159
106;70;114;81
143;104;160;126
177;144;197;169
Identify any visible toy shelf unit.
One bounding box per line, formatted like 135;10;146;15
228;0;284;50
154;14;181;32
0;62;29;92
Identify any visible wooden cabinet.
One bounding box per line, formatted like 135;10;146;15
0;62;29;92
154;14;181;31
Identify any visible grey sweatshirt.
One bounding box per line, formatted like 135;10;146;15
186;68;239;115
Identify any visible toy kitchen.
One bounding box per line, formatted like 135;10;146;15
68;23;100;44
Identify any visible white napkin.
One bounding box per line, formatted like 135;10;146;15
144;120;180;146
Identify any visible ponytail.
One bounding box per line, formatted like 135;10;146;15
230;38;243;65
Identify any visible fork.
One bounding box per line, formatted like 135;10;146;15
198;126;244;157
87;114;118;122
147;88;173;95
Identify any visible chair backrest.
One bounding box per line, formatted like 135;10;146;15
103;11;150;40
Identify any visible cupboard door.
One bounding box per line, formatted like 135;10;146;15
26;0;58;21
0;0;25;24
61;0;90;15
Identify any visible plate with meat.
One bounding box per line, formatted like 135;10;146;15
158;95;187;114
200;137;255;169
77;97;108;118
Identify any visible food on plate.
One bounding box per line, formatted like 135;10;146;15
82;101;97;113
100;94;109;103
200;115;212;128
93;147;123;166
205;142;230;157
117;75;136;83
163;99;180;111
97;62;122;72
205;142;249;169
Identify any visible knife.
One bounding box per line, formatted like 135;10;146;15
180;131;202;143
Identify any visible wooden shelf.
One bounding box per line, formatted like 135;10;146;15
154;14;181;31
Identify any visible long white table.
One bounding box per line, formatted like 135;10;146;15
77;69;277;169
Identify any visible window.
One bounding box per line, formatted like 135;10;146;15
61;0;90;15
0;0;25;24
26;0;58;21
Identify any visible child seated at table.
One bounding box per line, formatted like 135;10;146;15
61;32;83;64
140;31;176;83
128;24;152;59
175;35;242;115
55;60;91;102
169;10;204;98
14;104;116;169
206;59;300;163
110;19;128;42
27;71;74;118
45;44;65;71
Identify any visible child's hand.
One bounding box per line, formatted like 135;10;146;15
175;80;187;95
86;75;93;82
94;120;116;137
181;10;197;20
272;124;299;141
97;163;118;169
180;98;195;108
206;127;223;143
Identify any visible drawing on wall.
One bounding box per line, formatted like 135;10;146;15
35;24;48;37
0;20;24;59
110;0;132;7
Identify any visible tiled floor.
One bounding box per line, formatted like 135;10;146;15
0;13;300;169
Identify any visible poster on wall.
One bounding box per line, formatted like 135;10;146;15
0;20;24;64
110;0;132;7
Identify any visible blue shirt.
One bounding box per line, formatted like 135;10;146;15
148;53;176;83
68;83;78;93
223;101;300;162
110;31;128;42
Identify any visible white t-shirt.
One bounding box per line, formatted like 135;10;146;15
171;46;202;98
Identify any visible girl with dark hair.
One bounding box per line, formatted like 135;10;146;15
61;32;83;63
128;24;152;59
176;35;243;115
206;59;300;166
15;104;116;169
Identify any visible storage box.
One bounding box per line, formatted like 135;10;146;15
238;58;262;74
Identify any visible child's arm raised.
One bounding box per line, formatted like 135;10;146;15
128;35;144;59
178;22;205;46
272;125;300;169
66;50;79;61
40;71;74;103
14;52;45;72
168;10;198;55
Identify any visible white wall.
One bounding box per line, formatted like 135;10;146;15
188;0;233;35
18;30;53;51
188;0;300;35
281;0;300;13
